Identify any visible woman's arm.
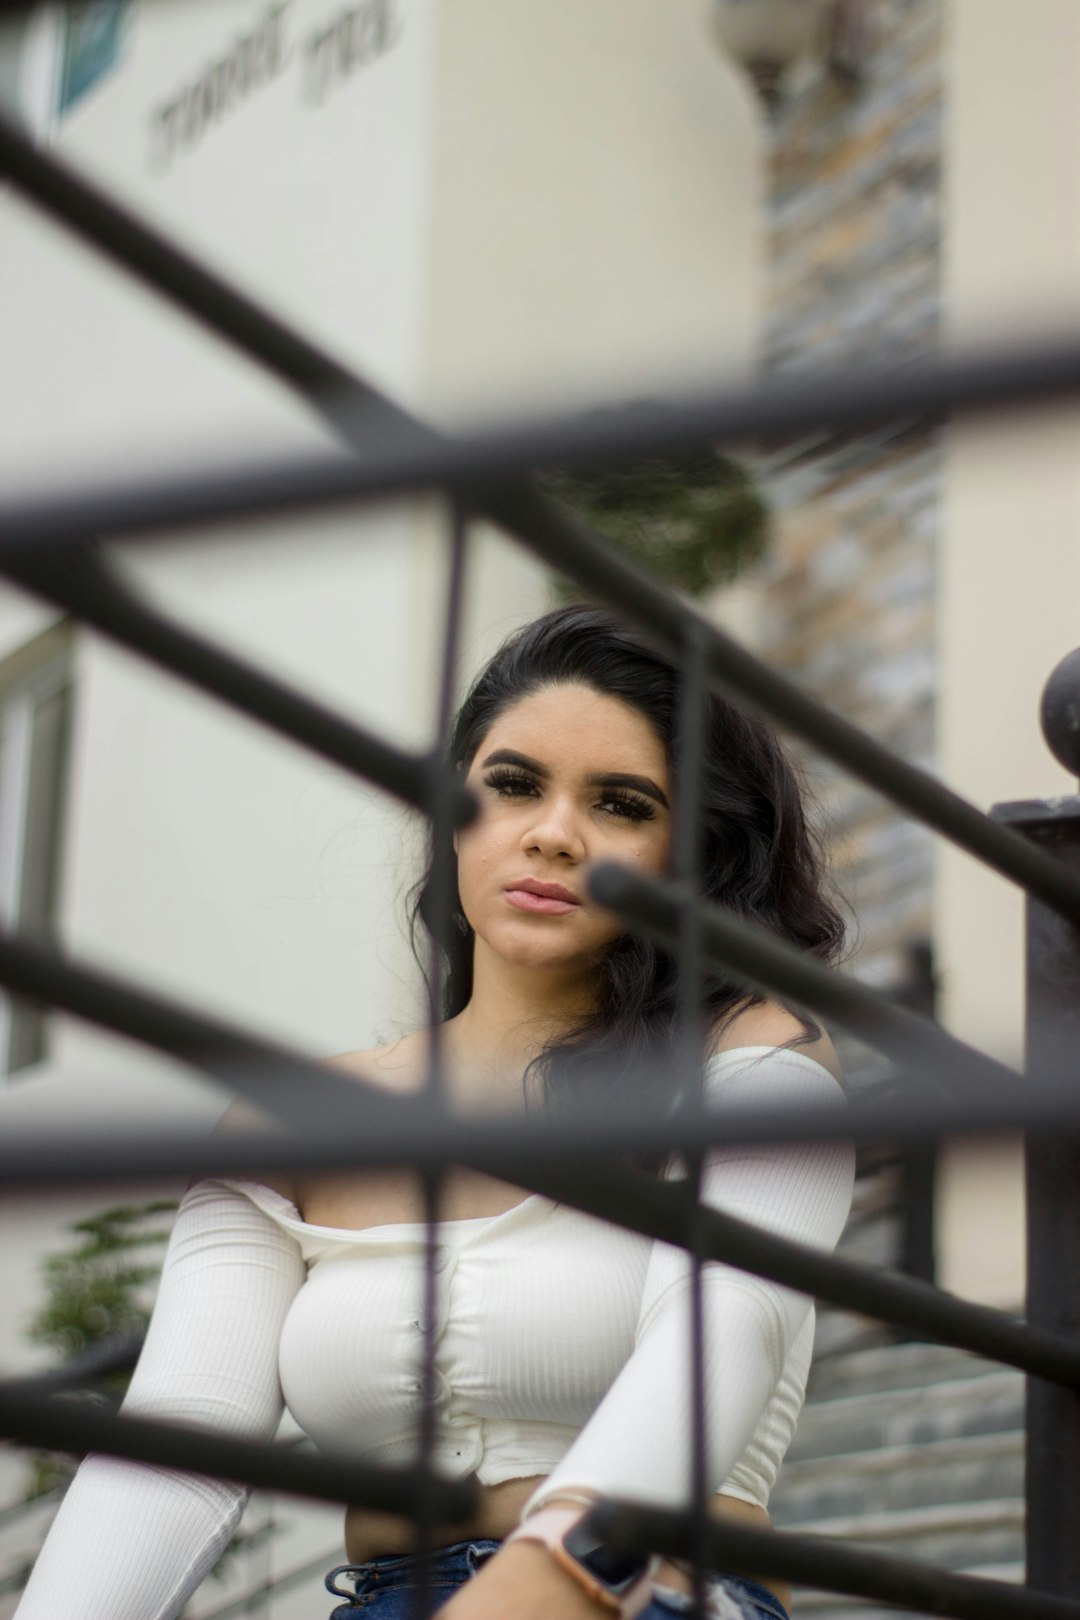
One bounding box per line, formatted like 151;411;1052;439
527;1046;854;1510
15;1180;306;1620
444;1044;853;1617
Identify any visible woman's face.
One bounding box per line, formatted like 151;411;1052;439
457;682;672;977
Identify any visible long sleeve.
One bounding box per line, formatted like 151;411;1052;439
15;1179;307;1620
527;1046;854;1512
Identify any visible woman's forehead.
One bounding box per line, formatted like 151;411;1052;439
475;683;668;773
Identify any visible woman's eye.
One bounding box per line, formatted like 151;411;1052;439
599;793;655;823
483;770;539;799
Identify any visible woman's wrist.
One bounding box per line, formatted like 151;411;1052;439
521;1488;598;1522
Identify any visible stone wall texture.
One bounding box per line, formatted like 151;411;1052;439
758;0;943;995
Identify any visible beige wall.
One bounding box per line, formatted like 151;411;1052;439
417;0;762;683
936;0;1080;1305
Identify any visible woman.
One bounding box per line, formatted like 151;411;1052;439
16;605;853;1620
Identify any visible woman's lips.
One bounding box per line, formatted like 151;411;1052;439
503;887;581;915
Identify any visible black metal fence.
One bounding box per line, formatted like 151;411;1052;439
2;93;1080;1620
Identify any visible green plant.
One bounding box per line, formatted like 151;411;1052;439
540;441;768;599
24;1200;176;1498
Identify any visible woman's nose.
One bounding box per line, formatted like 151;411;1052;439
522;798;585;860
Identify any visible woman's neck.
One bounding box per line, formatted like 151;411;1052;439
442;946;596;1105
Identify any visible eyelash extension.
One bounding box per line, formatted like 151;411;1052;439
482;768;656;823
483;767;541;797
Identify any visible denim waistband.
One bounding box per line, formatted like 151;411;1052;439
326;1539;501;1599
326;1539;790;1619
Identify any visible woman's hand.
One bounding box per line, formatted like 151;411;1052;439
439;1540;608;1620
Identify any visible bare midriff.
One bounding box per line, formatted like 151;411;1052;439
344;1479;791;1612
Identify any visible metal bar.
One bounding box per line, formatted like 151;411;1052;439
1003;799;1080;1596
483;482;1080;931
0;109;427;457
0;1332;145;1397
0;909;1071;1383
1;909;1077;1167
0;546;472;828
672;627;709;1618
7;467;1077;931
587;860;1019;1096
413;505;468;1619
0;911;1070;1176
0;1385;476;1519
2;116;1079;930
8;338;1080;543
591;1502;1080;1620
5;1120;1080;1386
5;1070;1080;1179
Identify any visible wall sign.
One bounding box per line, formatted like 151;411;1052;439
151;0;401;170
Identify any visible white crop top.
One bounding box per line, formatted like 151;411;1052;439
16;1047;853;1620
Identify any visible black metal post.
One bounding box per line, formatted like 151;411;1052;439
995;649;1080;1597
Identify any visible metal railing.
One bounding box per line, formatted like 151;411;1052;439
2;98;1080;1620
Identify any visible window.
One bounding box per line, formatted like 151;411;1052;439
0;2;132;136
0;628;74;1076
57;1;131;119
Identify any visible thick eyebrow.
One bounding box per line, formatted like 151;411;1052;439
479;749;670;811
586;771;670;811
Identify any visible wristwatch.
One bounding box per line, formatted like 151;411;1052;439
506;1504;659;1618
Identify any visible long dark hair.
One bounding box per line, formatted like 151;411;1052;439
413;604;844;1118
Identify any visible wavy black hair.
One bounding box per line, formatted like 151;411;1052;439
412;603;844;1119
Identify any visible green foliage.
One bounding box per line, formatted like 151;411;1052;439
540;443;768;599
24;1200;176;1499
28;1201;176;1364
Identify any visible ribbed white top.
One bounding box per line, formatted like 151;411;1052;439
15;1047;852;1620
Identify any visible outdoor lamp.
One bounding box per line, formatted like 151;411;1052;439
711;0;868;104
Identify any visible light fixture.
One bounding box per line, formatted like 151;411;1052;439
711;0;868;106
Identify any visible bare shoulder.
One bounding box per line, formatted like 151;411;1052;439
210;1033;428;1206
326;1029;429;1092
211;1097;296;1203
713;1000;843;1084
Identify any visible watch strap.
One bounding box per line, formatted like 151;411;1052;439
506;1505;657;1619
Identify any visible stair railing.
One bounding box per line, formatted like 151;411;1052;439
3;103;1080;1620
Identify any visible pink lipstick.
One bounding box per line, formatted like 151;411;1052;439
503;878;581;915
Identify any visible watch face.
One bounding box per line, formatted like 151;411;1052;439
562;1518;652;1595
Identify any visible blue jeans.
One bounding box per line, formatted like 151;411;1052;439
325;1539;790;1619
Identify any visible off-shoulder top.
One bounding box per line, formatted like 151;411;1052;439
15;1046;853;1620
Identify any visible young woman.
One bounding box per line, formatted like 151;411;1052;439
15;605;854;1620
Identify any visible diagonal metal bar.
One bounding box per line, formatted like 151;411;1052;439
2;1333;146;1398
587;861;1019;1096
6;477;1079;936
590;1501;1080;1620
0;546;473;826
481;480;1080;929
2;921;1078;1381
2;113;1079;929
0;1385;477;1519
0;920;1068;1174
0;109;427;457
7;1079;1080;1179
525;1158;1080;1389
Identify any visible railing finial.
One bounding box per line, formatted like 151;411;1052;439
1041;648;1080;777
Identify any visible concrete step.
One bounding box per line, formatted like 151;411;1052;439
806;1339;1002;1402
781;1494;1023;1568
785;1369;1023;1463
771;1427;1023;1526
